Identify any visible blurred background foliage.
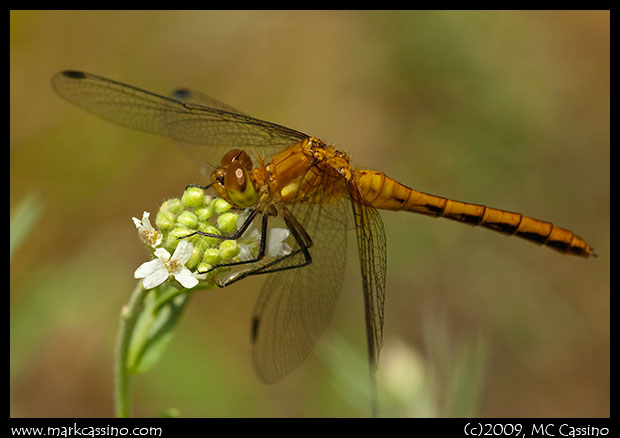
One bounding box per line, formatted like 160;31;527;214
10;10;608;417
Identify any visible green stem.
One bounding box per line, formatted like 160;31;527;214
114;282;146;418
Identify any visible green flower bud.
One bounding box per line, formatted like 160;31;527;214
137;193;254;289
196;262;212;275
197;224;221;247
186;243;204;270
155;211;176;231
202;247;220;265
219;239;240;260
182;187;205;207
191;236;209;252
194;205;214;222
176;211;198;229
165;227;193;251
217;212;239;234
160;198;183;215
212;198;232;214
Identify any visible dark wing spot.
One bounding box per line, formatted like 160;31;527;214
251;316;260;342
62;70;87;79
171;88;192;100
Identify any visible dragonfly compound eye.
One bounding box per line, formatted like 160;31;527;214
220;148;242;167
225;161;258;207
220;148;253;171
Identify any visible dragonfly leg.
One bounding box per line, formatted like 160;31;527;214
198;213;270;274
217;209;313;287
185;183;212;191
180;208;259;241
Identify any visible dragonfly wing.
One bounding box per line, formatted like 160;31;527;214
170;87;248;115
349;188;387;378
52;70;308;168
251;198;350;383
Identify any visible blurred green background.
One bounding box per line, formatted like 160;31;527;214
10;10;609;417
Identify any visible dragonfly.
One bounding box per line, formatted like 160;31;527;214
52;70;595;388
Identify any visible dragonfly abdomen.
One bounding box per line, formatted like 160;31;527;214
354;169;594;257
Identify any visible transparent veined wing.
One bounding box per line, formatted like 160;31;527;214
52;70;308;168
250;194;351;382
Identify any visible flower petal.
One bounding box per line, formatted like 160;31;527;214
175;267;199;289
141;211;154;231
267;228;292;257
149;233;163;248
172;240;193;264
134;259;165;279
154;247;171;262
143;268;169;289
237;244;254;261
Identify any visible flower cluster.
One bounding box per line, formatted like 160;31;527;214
132;187;256;290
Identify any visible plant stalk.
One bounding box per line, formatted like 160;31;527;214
114;282;146;418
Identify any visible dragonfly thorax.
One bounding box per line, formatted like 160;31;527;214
258;137;354;205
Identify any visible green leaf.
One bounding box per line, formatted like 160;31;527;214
126;285;192;374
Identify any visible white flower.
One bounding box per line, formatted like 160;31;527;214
132;211;162;249
192;270;208;281
237;225;292;261
237;227;261;261
230;210;293;262
266;228;292;257
134;240;198;289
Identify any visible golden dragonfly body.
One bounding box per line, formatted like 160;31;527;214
244;136;593;258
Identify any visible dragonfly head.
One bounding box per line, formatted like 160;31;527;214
211;149;259;208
